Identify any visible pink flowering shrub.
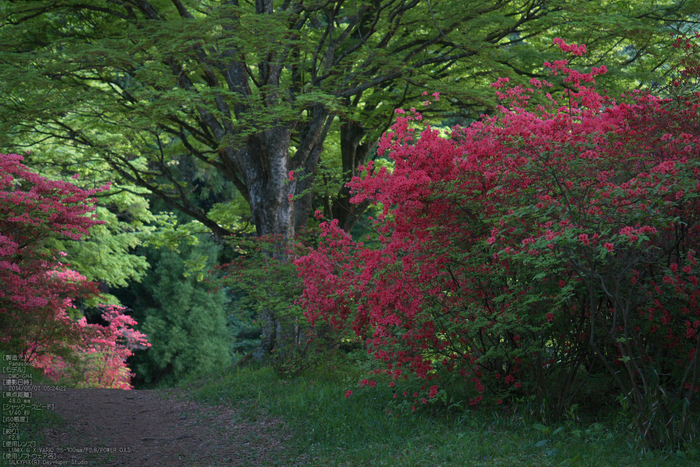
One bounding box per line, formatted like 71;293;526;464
296;39;700;448
0;154;150;388
32;305;150;389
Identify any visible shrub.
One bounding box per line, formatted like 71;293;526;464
220;231;352;376
126;238;230;387
296;39;700;448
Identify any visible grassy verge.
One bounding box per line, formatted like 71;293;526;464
184;363;699;467
0;352;63;467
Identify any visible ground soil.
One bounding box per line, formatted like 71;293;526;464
5;379;304;467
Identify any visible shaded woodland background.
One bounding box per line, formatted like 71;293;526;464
2;0;700;453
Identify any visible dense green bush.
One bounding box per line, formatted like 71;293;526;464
124;237;231;386
220;232;355;376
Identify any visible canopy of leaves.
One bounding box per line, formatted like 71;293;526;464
1;0;696;240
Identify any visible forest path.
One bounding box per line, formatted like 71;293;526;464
26;383;297;466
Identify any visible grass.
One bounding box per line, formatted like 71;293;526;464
0;352;63;467
183;361;700;467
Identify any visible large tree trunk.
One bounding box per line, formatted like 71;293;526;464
240;109;332;357
244;129;295;239
237;126;295;357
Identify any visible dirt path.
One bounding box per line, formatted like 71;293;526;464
9;381;301;466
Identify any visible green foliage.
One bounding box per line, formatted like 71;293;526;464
125;236;231;387
226;311;261;357
46;204;149;303
143;212;209;252
12;150;155;306
144;197;253;253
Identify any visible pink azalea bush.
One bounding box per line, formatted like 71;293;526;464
31;305;150;389
296;39;700;447
0;154;150;389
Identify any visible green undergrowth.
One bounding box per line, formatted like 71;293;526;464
0;352;63;467
182;363;699;467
